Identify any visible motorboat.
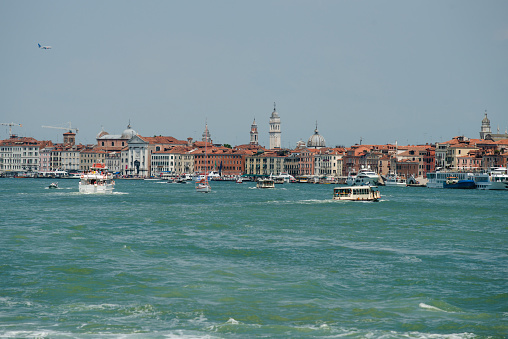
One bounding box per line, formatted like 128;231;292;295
345;171;357;186
79;163;115;194
384;173;407;187
257;178;275;189
48;182;58;189
351;167;380;186
272;172;295;183
333;185;380;201
473;167;508;190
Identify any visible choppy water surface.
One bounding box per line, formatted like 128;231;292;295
1;178;507;338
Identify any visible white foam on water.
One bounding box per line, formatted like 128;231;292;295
226;317;239;324
419;302;447;312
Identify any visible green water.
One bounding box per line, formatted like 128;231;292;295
0;178;507;338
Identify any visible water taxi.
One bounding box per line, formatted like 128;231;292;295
257;178;275;189
333;185;380;201
79;163;115;194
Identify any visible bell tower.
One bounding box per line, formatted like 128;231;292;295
250;118;258;145
480;110;491;139
269;102;281;149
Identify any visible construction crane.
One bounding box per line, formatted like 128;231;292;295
1;122;22;138
42;122;79;134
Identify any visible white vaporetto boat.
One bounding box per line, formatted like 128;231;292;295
333;185;380;201
79;163;115;194
257;178;275;189
473;167;508;190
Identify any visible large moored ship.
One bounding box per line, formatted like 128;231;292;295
473;167;508;190
426;170;475;189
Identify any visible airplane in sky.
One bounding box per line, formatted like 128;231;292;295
38;43;51;49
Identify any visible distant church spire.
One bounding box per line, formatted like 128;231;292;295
250;118;258;145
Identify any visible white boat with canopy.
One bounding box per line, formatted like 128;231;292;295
79;163;115;194
333;185;380;201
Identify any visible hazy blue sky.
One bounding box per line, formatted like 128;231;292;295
1;0;507;147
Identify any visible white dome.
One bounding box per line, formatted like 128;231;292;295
307;124;326;148
121;123;138;139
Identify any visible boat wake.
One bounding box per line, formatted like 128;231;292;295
419;303;448;312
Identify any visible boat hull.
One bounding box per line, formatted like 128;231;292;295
79;183;114;194
443;180;475;189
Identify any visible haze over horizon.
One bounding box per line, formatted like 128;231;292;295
1;1;507;148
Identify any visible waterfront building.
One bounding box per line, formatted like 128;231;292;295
194;143;247;176
342;145;382;177
105;151;122;175
121;147;129;176
457;153;483;171
127;135;150;177
250;119;258;146
80;147;108;172
39;146;52;172
151;150;178;177
269;103;281;149
0;136;48;175
394;159;419;179
435;136;480;170
150;146;193;177
316;148;344;178
61;145;84;172
97;123;138;149
396;145;436;178
245;150;285;177
284;151;300;178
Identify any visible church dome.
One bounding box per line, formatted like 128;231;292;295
96;130;109;139
307;123;326;148
482;112;490;124
121;123;138;139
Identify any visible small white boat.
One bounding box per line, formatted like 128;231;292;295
257;178;275;189
79;163;115;194
333;185;380;201
272;172;295;183
236;177;243;183
48;182;58;189
195;179;211;193
384;173;407;187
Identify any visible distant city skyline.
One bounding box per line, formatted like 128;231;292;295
1;109;505;148
1;1;507;146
